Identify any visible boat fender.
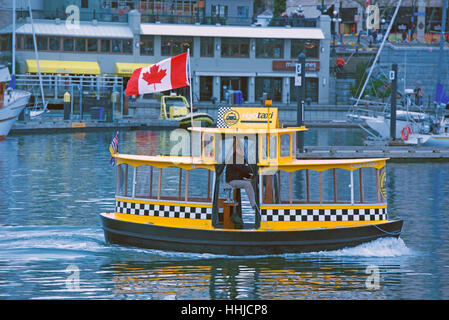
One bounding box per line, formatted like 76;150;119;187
401;126;411;140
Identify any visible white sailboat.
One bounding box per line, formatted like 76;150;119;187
0;66;31;139
0;0;31;138
347;0;430;141
402;0;449;146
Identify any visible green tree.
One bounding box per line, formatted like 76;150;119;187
350;62;391;99
272;0;285;18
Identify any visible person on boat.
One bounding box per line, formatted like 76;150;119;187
225;140;258;211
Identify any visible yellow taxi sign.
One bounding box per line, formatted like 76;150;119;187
217;107;279;129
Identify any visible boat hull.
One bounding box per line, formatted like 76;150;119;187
404;133;449;147
0;90;31;138
178;113;214;128
100;213;403;256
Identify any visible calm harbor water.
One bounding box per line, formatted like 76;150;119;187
1;127;449;300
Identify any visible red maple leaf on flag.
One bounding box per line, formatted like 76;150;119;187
142;64;167;90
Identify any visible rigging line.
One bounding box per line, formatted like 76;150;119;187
370;223;401;236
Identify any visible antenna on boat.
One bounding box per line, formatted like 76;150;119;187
354;0;403;107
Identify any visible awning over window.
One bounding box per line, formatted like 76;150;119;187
25;59;101;75
115;62;151;77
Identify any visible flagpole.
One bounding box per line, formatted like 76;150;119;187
187;49;194;128
187;49;195;159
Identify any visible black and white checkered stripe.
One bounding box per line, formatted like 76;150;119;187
261;208;387;222
217;106;232;128
116;201;212;220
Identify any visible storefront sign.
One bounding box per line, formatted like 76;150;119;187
272;60;320;72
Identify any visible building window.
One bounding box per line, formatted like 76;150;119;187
112;39;122;53
87;39;98;52
75;38;86;52
24;35;34;50
15;35;22;50
200;37;214;57
0;35;11;51
255;77;282;102
291;39;319;58
140;35;154;55
123;39;132;53
237;6;249;17
101;39;111;52
37;36;48;51
81;0;89;9
256;38;283;58
49;37;60;50
211;4;227;16
221;38;249;58
161;36;193;56
63;38;74;51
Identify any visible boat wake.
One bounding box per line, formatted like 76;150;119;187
302;237;412;258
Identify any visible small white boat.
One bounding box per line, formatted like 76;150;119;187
401;116;449;147
0;66;31;139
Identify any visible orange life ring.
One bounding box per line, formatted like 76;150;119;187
401;126;411;140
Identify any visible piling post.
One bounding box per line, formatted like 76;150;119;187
64;91;71;120
390;63;397;140
296;52;306;153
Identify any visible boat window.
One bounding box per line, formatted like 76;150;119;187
119;164;213;203
260;134;277;160
116;163;133;197
202;134;214;159
280;133;290;158
262;167;384;205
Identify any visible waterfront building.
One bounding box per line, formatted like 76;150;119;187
0;0;331;105
286;0;449;44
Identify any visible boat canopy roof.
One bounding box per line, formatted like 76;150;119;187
259;158;388;173
114;154;216;171
189;126;307;135
114;154;388;172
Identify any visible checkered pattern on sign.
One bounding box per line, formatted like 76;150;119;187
216;106;232;128
261;208;387;222
116;201;212;220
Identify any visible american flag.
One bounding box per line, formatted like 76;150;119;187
109;131;118;166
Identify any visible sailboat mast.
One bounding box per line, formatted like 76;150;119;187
354;0;403;107
28;0;46;110
437;0;448;86
12;0;15;76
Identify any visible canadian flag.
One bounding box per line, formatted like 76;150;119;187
125;52;190;96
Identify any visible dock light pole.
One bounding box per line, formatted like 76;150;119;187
390;63;397;140
296;52;306;153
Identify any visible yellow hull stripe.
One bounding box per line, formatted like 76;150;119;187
259;220;390;230
112;212;214;230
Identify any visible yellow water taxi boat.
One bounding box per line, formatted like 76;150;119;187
101;104;403;255
160;94;214;128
